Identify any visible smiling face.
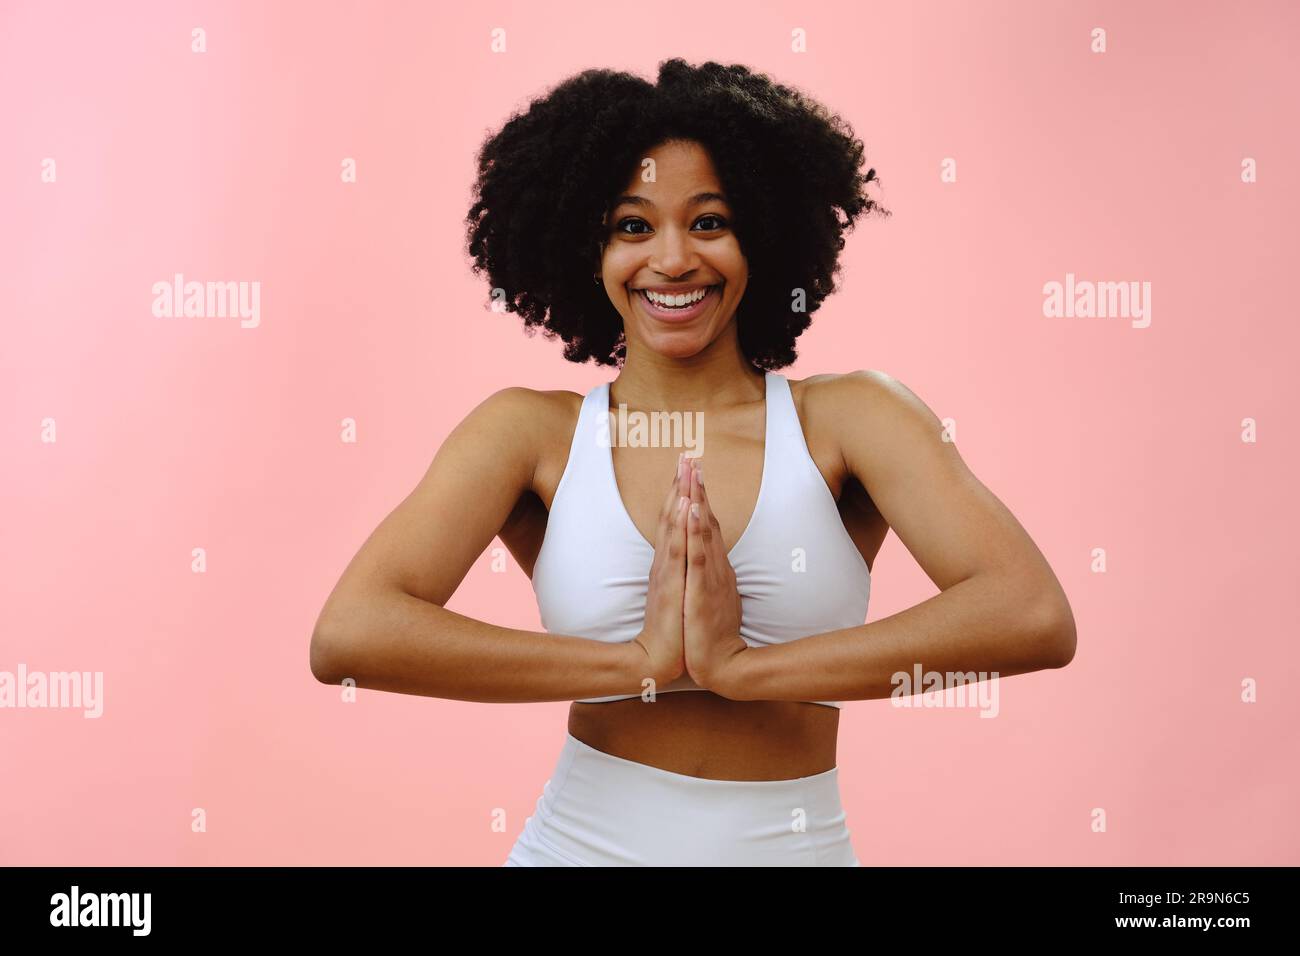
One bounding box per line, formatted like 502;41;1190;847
598;139;749;362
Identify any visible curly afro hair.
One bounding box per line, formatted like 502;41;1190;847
465;58;889;370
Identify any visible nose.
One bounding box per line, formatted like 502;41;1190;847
647;224;700;278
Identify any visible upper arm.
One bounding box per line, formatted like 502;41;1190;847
827;370;1074;630
312;386;544;637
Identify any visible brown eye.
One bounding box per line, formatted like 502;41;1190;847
615;218;650;235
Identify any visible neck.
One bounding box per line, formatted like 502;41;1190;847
612;336;765;411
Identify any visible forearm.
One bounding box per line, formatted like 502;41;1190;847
311;588;649;703
718;572;1075;703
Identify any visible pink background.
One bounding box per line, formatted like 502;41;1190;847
2;0;1296;865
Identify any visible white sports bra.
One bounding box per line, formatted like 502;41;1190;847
531;371;871;708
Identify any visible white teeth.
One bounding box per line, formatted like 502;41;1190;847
643;286;711;308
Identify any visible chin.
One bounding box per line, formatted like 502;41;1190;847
646;335;710;359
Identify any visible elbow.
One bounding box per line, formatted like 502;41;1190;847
1032;594;1077;669
309;586;424;685
309;584;376;684
309;627;339;684
310;617;353;685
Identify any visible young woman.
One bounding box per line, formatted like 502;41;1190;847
309;59;1077;866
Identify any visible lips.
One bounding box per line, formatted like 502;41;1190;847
632;284;720;323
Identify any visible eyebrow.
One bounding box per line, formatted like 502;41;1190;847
612;191;729;210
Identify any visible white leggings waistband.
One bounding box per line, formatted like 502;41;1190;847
504;732;860;866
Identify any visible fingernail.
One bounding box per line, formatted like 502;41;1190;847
678;496;689;514
690;502;701;519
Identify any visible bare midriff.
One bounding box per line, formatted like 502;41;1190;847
567;692;839;780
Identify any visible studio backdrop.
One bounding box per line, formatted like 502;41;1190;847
1;0;1296;866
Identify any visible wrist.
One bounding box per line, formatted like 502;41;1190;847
704;641;752;700
623;637;667;697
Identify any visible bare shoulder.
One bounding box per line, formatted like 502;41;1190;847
440;384;579;485
792;368;923;403
523;385;585;440
790;369;940;432
455;384;551;443
788;369;949;473
474;384;585;494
